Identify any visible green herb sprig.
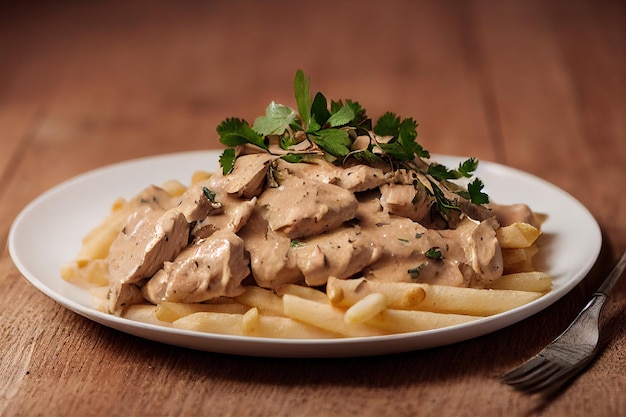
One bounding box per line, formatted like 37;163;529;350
216;69;489;212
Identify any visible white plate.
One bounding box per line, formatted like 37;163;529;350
8;151;601;358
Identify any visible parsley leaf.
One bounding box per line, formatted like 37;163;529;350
311;129;351;158
294;69;312;130
373;112;401;136
427;163;459;181
344;100;369;128
398;117;419;146
218;148;236;175
428;181;460;218
281;154;307;163
279;133;300;150
455;178;489;205
217;118;268;150
352;149;385;165
467;178;489;205
458;157;478;177
428;158;479;182
311;92;331;127
376;114;429;162
253;101;297;136
327;103;355;127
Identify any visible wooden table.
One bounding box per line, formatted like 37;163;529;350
1;1;624;416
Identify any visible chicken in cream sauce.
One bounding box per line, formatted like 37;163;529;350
99;69;544;315
105;147;535;315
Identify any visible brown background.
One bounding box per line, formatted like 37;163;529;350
0;1;624;416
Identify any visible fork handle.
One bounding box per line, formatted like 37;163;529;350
595;251;626;296
555;252;626;349
558;292;607;346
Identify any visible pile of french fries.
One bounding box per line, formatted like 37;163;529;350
62;175;551;339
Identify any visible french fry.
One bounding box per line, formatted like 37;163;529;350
326;276;426;309
173;311;245;335
75;198;131;262
496;222;541;249
278;283;329;303
344;293;387;324
413;284;543;316
155;301;249;322
488;271;552;293
367;309;481;333
61;259;109;286
90;286;111;313
282;294;387;337
243;308;338;339
122;304;170;326
241;307;260;334
501;246;538;266
502;244;540;273
191;170;211;184
171;306;339;339
160;179;187;197
233;286;284;316
505;261;535;274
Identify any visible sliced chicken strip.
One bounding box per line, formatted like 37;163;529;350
219;153;276;198
192;195;256;238
257;174;358;239
237;210;303;289
379;183;433;223
363;217;503;288
106;183;214;314
293;225;382;286
276;157;391;192
142;230;250;304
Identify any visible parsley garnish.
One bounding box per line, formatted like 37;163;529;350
408;265;424;280
202;186;217;203
467;178;490;205
218;147;236;175
425;247;444;260
217;118;267;150
253;102;297;136
427;157;478;181
375;113;429;163
216;69;490;214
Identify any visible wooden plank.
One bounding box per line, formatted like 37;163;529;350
545;0;626;249
473;0;624;252
0;1;624;416
471;0;596;184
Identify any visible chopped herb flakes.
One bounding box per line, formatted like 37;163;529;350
202;187;217;203
425;247;444;260
408;265;424;279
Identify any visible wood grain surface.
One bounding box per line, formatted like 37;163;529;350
0;1;624;416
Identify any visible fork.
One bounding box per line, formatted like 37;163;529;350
500;250;626;395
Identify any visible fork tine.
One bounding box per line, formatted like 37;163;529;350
500;354;548;383
524;356;594;394
516;363;567;393
505;361;561;391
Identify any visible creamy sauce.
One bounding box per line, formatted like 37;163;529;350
104;152;531;314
